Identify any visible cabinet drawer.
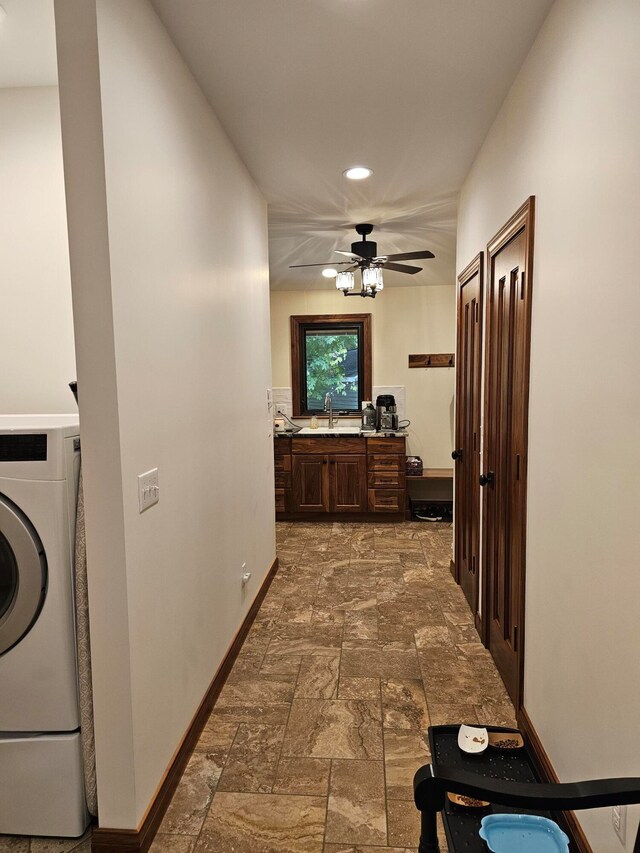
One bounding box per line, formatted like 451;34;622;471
274;437;291;456
368;454;405;472
292;437;365;454
275;489;289;513
367;470;405;489
275;471;291;489
368;489;405;513
366;437;406;455
274;454;292;473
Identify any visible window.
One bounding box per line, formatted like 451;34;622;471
291;314;372;416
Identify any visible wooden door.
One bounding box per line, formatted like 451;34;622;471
482;198;535;708
330;455;367;512
454;254;483;616
292;454;328;512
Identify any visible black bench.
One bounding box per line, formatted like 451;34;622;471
413;725;640;852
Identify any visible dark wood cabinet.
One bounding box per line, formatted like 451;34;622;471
368;489;405;513
366;436;406;516
292;454;329;512
330;454;367;512
274;434;405;519
274;437;293;513
291;452;366;513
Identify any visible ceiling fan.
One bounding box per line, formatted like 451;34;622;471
289;223;435;297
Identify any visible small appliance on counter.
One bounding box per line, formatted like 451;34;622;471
375;394;399;432
273;413;302;434
361;401;376;431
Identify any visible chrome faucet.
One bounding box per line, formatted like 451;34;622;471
324;393;335;428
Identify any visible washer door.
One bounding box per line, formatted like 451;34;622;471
0;495;47;656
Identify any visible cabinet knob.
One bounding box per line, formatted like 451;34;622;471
479;471;495;487
452;449;463;460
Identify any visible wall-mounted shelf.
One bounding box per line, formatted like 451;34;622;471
408;353;455;369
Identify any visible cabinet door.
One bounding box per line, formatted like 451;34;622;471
330;455;367;512
292;454;329;512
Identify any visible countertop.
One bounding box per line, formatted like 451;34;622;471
274;428;408;438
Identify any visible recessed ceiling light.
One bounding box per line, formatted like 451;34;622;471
343;166;373;181
322;268;338;278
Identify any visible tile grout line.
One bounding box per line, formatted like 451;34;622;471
268;534;315;799
379;661;391;848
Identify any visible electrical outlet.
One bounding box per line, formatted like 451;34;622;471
137;468;159;513
612;804;627;845
276;404;290;417
241;562;252;586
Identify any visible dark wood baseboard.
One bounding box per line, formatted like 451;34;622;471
449;558;456;580
276;512;403;522
91;555;279;853
518;706;593;853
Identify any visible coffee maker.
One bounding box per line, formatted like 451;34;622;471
375;394;399;432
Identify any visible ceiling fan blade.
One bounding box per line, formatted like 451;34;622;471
289;261;353;268
334;250;362;259
382;261;422;275
380;250;435;262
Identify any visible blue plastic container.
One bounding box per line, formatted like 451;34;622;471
479;814;570;852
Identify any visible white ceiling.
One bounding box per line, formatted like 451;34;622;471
150;0;555;290
1;0;555;290
0;0;57;88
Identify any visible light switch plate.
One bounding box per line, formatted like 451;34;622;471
138;468;159;513
612;804;626;845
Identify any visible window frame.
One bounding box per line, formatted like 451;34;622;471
290;313;372;417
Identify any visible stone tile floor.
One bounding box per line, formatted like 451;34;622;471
0;834;91;852
1;520;516;853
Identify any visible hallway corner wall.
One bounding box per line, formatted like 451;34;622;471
457;1;640;850
55;0;275;829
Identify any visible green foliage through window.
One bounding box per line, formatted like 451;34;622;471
305;330;359;411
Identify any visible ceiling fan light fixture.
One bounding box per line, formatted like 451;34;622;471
362;266;383;292
336;270;355;291
343;166;373;181
322;268;338;278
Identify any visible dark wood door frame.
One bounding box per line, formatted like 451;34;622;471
453;253;484;627
482;196;535;710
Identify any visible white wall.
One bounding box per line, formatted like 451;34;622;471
270;286;456;468
457;1;640;849
0;86;76;414
55;0;275;829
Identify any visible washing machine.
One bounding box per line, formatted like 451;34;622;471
0;415;90;837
